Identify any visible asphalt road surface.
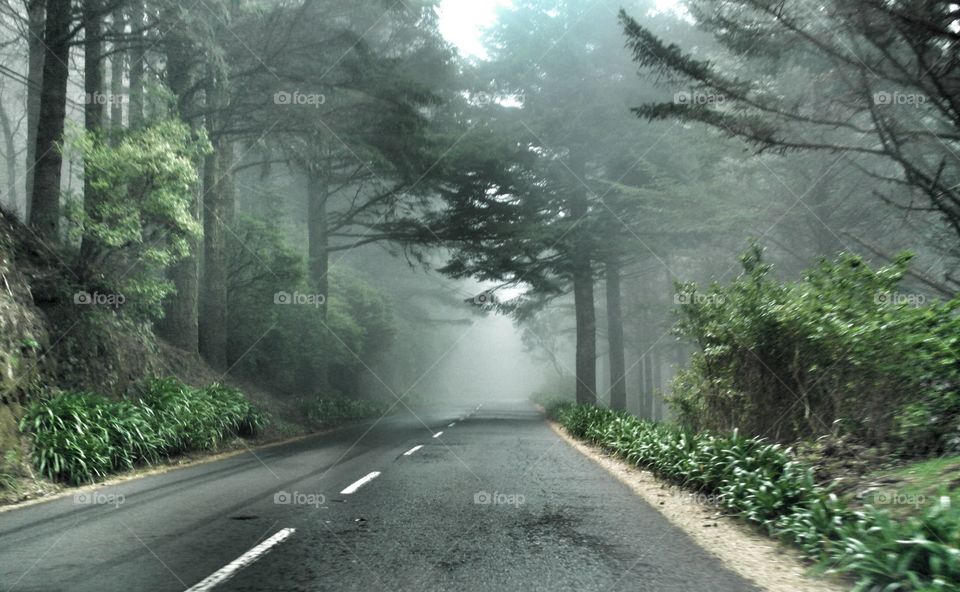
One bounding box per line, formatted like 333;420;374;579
0;401;759;592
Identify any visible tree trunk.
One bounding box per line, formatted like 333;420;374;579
109;8;124;128
199;139;232;369
568;148;596;406
0;103;18;215
642;317;655;418
307;169;329;317
156;14;200;352
605;255;627;410
651;343;662;420
30;0;72;239
78;0;104;277
25;0;44;219
307;167;331;391
572;254;596;405
127;0;144;128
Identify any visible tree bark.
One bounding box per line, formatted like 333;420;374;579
642;317;655;418
199;139;232;369
25;0;44;220
30;0;72;239
651;343;662;420
568;149;596;406
156;14;200;352
571;250;596;405
127;0;144;128
78;0;104;277
109;8;124;128
307;169;329;318
0;103;18;215
605;255;627;410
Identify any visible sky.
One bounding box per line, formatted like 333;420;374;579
437;0;685;59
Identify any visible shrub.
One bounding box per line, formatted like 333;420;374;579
20;392;136;484
305;394;389;425
672;247;960;453
225;215;396;395
20;378;267;485
549;402;960;591
65;120;209;321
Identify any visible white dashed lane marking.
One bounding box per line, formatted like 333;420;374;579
403;445;424;456
340;471;381;495
185;528;296;592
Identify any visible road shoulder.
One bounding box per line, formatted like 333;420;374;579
547;420;850;592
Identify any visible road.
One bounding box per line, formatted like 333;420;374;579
0;401;758;592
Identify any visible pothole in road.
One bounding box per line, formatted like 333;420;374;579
230;515;259;520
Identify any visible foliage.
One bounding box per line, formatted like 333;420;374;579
670;248;960;454
65;120;209;320
0;450;22;492
304;394;389;426
19;378;266;485
549;402;960;591
226;214;395;393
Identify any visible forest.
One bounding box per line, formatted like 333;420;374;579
0;1;958;592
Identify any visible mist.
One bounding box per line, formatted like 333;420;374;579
1;1;959;590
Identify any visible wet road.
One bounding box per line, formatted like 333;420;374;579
0;401;758;592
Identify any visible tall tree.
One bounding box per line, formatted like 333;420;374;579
78;0;105;275
30;0;71;239
24;0;44;217
620;1;960;282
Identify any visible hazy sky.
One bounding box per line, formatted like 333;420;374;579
437;0;686;59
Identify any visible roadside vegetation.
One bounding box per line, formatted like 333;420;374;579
548;402;960;591
672;248;960;455
18;378;266;485
545;249;960;591
304;395;390;427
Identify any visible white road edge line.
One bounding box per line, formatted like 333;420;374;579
340;471;381;494
432;431;443;438
185;528;295;592
403;445;424;456
447;422;456;427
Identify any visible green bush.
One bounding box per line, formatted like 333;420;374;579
19;378;267;485
65;120;209;321
549;402;960;591
672;247;960;453
226;215;396;395
305;394;389;425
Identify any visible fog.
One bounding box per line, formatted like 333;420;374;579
0;0;956;420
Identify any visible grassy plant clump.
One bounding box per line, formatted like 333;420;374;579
19;378;267;485
548;402;960;591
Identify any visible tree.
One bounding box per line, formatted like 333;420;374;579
433;0;686;405
619;1;960;284
30;0;71;240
